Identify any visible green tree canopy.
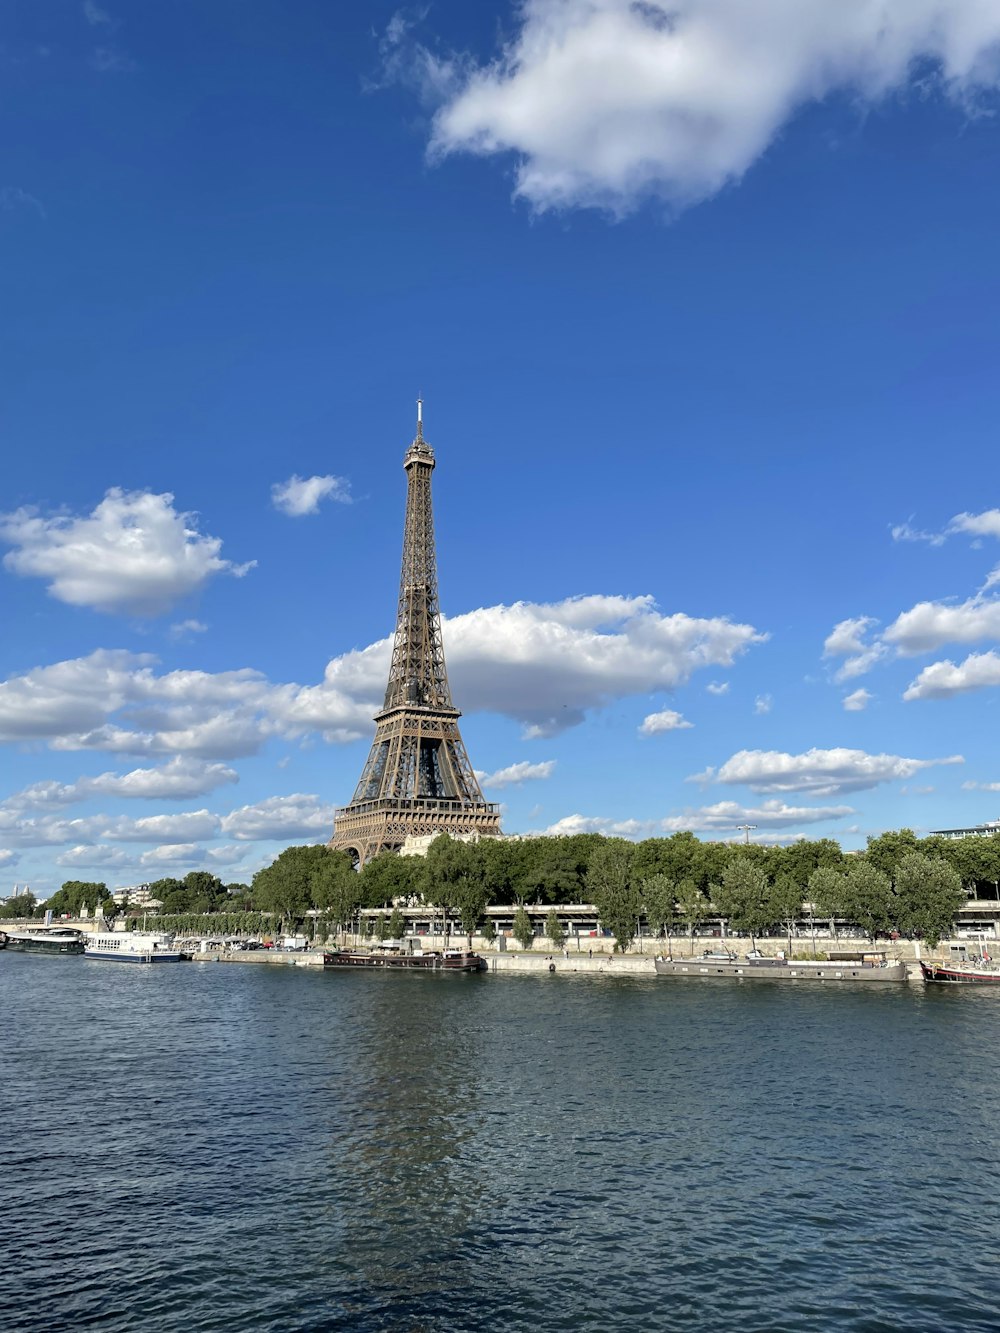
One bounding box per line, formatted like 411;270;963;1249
865;829;919;881
714;856;774;943
587;839;640;952
0;891;37;919
894;852;966;948
545;907;565;949
512;904;534;950
841;861;896;941
807;866;847;920
311;850;362;926
642;873;677;939
676;878;709;936
252;845;331;924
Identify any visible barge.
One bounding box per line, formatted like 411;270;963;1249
654;949;907;982
324;947;486;973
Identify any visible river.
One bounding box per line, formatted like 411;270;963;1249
1;955;998;1331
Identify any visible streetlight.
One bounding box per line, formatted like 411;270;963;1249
735;824;758;845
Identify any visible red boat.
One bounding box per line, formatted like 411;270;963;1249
323;947;487;973
920;959;1000;984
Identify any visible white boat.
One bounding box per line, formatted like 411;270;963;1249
84;930;186;964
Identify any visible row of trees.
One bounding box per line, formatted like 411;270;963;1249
11;829;986;949
244;829;977;952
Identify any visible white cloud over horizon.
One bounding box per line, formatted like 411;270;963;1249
0;489;253;617
419;0;1000;215
692;747;964;796
536;797;853;839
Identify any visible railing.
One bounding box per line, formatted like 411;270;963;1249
335;797;501;817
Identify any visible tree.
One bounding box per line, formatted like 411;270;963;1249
642;873;677;939
512;905;535;950
840;861;896;941
387;906;406;940
45;881;107;916
452;877;488;943
865;829;919;881
359;851;425;908
714;856;774;946
587;839;640;952
423;834;490;943
252;845;330;925
545;908;565;949
480;916;497;946
771;873;804;952
894;852;965;948
807;866;847;921
311;852;363;929
676;878;708;936
0;891;37;919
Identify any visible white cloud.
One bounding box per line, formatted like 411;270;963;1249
891;520;946;546
442;594;765;735
706;681;729;696
948;509;1000;541
169;619;208;639
903;650;1000;701
5;758;238;810
476;760;556;788
883;596;1000;656
753;694;772;716
962;780;1000;792
219;794;335;842
0;489;253;617
426;0;1000;215
842;688;872;712
55;844;134;869
0;849;20;868
661;799;854;832
891;508;1000;548
0;594;762;759
138;844;205;867
536;813;652;837
271;474;352;517
97;810;222;844
823;616;888;680
638;709;692;736
204;844;254;867
692;747;964;796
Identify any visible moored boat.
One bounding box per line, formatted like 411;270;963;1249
920;959;1000;984
324;946;486;973
654;949;907;982
5;927;85;956
84;930;185;963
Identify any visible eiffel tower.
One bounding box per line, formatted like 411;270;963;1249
330;402;501;866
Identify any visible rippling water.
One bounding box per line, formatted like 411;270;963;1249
2;955;999;1331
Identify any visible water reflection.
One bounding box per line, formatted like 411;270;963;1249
316;973;489;1321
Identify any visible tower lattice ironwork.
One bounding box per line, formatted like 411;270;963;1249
330;403;501;866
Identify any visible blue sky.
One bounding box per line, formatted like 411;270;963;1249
3;0;1000;895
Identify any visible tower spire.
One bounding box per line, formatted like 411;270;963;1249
330;406;501;867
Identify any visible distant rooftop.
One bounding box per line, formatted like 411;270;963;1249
930;821;1000;840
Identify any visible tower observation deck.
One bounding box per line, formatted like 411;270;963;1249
329;403;501;866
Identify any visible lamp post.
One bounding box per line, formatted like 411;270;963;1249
735;824;758;845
